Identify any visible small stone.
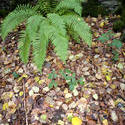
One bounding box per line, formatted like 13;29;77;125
120;83;125;90
43;87;49;92
65;93;72;98
73;89;79;96
62;104;68;111
93;94;98;100
111;111;118;122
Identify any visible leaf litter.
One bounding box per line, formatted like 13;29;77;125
0;15;125;125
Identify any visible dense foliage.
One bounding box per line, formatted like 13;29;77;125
1;0;92;71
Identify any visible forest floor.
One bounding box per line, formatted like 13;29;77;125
0;15;125;125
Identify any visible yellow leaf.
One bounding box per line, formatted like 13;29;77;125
1;92;13;100
102;119;108;125
19;91;24;96
110;84;116;89
72;117;82;125
3;103;8;110
106;75;111;81
22;73;28;78
34;76;40;82
38;79;44;84
17;74;28;82
100;22;105;28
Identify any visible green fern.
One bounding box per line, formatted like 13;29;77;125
56;0;82;16
63;14;92;46
1;4;37;40
32;34;47;71
18;30;31;64
1;0;92;71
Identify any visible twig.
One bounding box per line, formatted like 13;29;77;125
23;79;28;125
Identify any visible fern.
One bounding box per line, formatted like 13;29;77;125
26;15;45;41
1;0;92;71
56;0;82;16
32;34;47;71
63;14;92;46
18;30;31;64
1;4;37;40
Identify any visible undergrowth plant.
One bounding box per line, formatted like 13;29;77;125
1;0;92;72
48;69;58;88
97;30;123;61
60;69;84;90
48;69;84;90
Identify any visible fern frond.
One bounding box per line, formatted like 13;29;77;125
35;0;51;15
63;14;92;46
51;33;69;62
32;33;47;71
56;0;82;16
47;13;66;36
18;30;31;64
26;15;45;42
1;4;37;40
40;19;69;62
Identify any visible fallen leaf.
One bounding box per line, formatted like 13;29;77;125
3;103;9;110
19;91;24;96
72;117;82;125
102;119;108;125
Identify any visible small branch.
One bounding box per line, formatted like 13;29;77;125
23;79;28;125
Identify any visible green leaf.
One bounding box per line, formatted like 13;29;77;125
12;72;19;78
48;73;53;79
54;82;58;87
32;33;47;71
112;50;119;61
18;30;31;64
1;5;37;40
112;39;122;49
79;77;85;85
65;69;72;74
97;34;109;43
49;82;53;89
69;84;75;91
